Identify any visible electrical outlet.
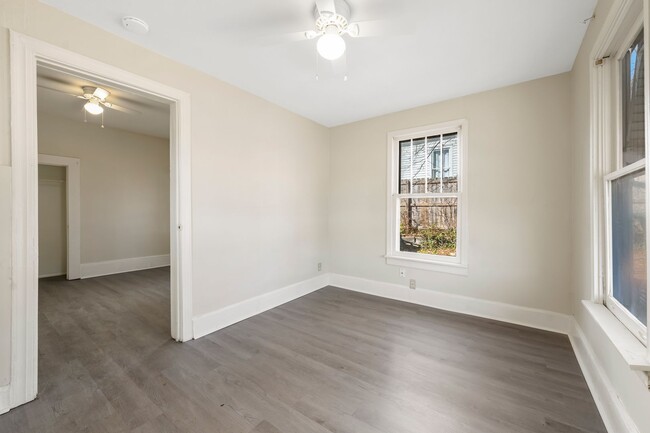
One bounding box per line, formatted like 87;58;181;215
409;279;416;290
318;262;322;272
399;268;406;278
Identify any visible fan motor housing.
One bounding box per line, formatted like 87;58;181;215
313;0;352;31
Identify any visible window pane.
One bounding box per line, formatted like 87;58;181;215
427;135;441;193
399;140;411;193
611;169;647;325
400;197;457;256
411;138;427;193
441;133;459;193
622;29;645;166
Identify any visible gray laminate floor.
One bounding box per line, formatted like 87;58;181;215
0;267;606;433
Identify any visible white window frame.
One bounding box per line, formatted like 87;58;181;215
385;119;468;275
591;2;649;347
604;19;648;345
604;160;647;344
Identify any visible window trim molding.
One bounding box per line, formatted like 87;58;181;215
589;0;650;362
385;119;468;274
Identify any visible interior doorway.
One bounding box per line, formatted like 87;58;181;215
37;154;81;280
9;31;194;412
38;165;66;278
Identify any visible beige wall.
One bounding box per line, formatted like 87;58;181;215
38;164;66;277
570;0;650;431
330;73;573;314
38;113;171;265
0;0;331;387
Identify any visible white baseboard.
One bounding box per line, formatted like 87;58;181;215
0;385;9;415
569;321;640;433
193;274;330;339
80;254;170;279
330;273;573;334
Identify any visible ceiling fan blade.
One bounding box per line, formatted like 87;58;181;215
257;30;312;46
350;19;412;38
37;84;84;99
104;103;141;115
37;75;84;96
315;0;336;15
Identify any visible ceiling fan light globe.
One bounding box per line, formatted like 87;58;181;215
84;101;104;115
317;33;346;60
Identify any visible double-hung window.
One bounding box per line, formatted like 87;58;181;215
603;23;648;344
386;120;468;274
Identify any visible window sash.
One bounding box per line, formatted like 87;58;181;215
390;195;462;264
395;192;460;199
398;132;460;195
613;18;644;170
619;28;646;168
604;158;648;345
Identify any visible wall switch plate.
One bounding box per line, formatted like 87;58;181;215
399;268;406;278
409;279;416;290
318;262;322;272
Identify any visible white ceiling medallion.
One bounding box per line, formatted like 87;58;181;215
122;16;150;35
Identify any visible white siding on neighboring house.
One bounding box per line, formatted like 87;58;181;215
399;133;458;186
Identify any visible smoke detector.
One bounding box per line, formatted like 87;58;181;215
122;16;149;35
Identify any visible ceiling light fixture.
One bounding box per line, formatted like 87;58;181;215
84;100;104;115
317;25;346;60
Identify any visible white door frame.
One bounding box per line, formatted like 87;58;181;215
38;154;81;280
9;31;194;410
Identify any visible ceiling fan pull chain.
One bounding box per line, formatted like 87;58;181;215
101;111;105;129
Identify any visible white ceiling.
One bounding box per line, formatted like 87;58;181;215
40;0;597;127
37;66;170;138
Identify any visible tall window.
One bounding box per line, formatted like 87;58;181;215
386;120;468;273
604;26;647;344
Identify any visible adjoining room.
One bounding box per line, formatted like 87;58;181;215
34;65;180;419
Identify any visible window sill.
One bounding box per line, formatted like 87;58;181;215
582;300;650;374
385;254;468;275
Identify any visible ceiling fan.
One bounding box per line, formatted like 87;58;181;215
38;78;140;113
76;86;137;116
37;78;141;128
271;0;399;79
305;0;360;61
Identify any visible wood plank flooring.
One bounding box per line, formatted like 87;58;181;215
0;267;606;433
